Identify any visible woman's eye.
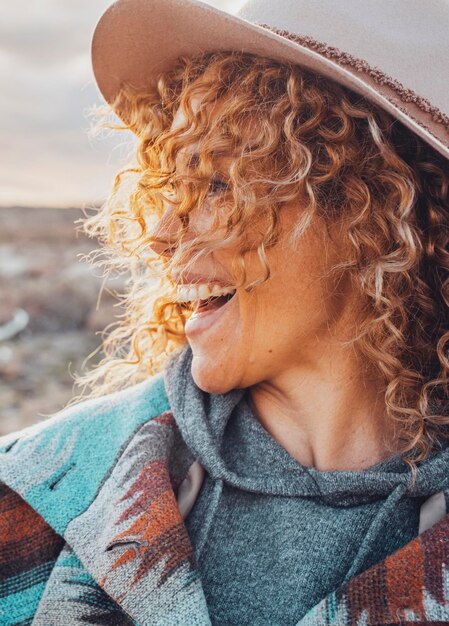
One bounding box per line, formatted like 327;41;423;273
165;180;179;198
207;177;229;196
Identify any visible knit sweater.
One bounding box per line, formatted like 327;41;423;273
0;345;449;625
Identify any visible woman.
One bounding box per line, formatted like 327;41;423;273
1;0;449;624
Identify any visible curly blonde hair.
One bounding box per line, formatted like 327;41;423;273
72;51;449;472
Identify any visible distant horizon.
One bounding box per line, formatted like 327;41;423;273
0;203;102;211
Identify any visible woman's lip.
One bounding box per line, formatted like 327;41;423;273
185;293;236;338
173;271;233;288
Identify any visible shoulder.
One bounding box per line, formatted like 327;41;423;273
0;372;170;534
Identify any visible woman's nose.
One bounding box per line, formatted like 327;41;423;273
148;207;182;258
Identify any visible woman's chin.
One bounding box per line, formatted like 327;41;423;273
190;355;236;395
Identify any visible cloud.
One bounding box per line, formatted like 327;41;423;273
0;0;245;208
0;0;110;66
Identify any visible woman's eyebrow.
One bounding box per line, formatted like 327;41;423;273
176;150;233;172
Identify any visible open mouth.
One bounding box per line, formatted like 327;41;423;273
175;281;238;319
182;288;237;337
192;291;236;314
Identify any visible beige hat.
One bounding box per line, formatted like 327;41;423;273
91;0;449;161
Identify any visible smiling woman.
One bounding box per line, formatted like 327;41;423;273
2;1;449;625
78;50;448;473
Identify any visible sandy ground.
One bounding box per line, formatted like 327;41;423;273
0;206;125;435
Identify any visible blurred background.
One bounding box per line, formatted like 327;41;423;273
0;0;243;434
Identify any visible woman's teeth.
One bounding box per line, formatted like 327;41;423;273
175;283;236;304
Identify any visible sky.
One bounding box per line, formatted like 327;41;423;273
0;0;245;208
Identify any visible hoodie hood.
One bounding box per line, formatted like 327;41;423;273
164;344;449;506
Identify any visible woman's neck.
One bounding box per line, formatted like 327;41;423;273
247;350;396;472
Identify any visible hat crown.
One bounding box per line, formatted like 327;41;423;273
238;0;449;114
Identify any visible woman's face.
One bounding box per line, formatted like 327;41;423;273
152;98;359;394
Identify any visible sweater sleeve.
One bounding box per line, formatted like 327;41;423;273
31;541;137;625
0;481;64;625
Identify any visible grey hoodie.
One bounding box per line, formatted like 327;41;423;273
164;344;449;626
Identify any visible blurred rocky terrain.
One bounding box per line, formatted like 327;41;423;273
0;206;125;435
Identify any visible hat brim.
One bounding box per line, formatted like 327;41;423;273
92;0;449;160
